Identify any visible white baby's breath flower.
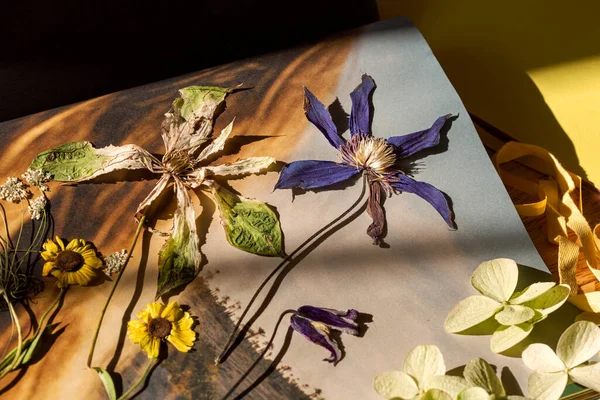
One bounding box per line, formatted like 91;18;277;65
22;169;52;192
103;250;128;275
27;196;47;220
0;177;30;203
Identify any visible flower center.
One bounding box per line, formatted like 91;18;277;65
164;151;193;176
340;135;396;173
148;317;172;338
56;250;84;272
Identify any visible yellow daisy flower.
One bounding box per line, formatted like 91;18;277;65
127;301;196;359
41;236;103;288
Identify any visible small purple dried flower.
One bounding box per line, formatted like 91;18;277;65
290;305;360;365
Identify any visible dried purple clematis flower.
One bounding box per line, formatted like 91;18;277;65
275;74;454;244
290;305;360;365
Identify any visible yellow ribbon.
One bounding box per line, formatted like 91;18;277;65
493;142;600;314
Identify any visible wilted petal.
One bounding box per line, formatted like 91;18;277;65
392;175;454;228
387;115;452;158
303;87;345;149
135;173;171;219
366;179;386;244
275;160;360;190
29;142;161;182
349;74;375;136
290;314;342;365
156;180;201;298
296;306;359;336
195;119;235;162
201;156;276;178
463;358;506;397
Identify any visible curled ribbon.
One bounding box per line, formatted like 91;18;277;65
493;141;600;315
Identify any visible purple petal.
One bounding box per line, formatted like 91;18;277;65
349;74;375;136
387;114;452;157
392;174;454;228
290;314;342;365
274;160;360;190
304;87;345;149
297;306;360;336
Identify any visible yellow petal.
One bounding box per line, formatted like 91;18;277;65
40;251;56;261
55;236;65;251
145;337;160;359
146;302;164;319
42;261;57;276
137;308;151;324
51;270;68;288
83;255;103;270
161;302;182;322
127;321;150;344
66;239;80;251
42;239;59;254
167;332;194;352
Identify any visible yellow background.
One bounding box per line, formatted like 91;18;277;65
378;1;600;186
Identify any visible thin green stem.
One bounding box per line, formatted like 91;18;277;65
87;215;146;368
21;287;66;363
215;174;368;364
117;358;155;400
0;293;22;378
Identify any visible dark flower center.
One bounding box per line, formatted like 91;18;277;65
56;250;85;272
148;317;172;338
164;151;193;176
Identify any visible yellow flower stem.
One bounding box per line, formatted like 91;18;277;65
118;357;155;400
21;287;66;363
215;173;368;364
87;215;146;368
0;293;22;379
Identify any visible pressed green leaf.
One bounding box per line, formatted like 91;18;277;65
490;323;533;353
211;183;283;257
163;85;234;155
373;371;419;399
402;345;445;389
521;284;570;315
29;142;157;182
457;387;491;400
421;388;453;400
569;362;600;392
426;375;469;399
444;296;501;333
93;367;117;400
463;358;505;397
156;183;200;298
527;371;568;400
521;343;565;373
494;305;535;326
556;321;600;369
471;258;518;303
510;282;556;305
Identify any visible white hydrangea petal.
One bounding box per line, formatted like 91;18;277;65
494;305;535;326
402;345;446;388
422;389;453;400
471;258;518;302
556;321;600;368
490;323;533;353
463;358;505;397
444;296;502;333
457;387;491;400
575;312;600;325
373;371;419;399
521;284;570;316
522;343;565;373
569;362;600;392
527;371;568;400
425;375;469;399
510;282;556;304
